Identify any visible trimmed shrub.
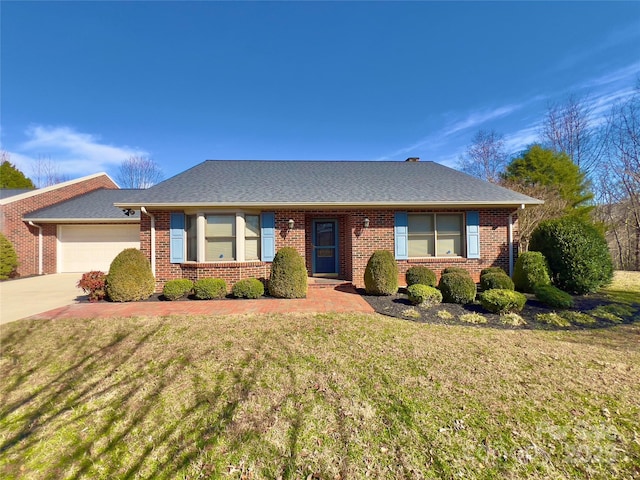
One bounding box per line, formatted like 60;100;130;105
0;233;18;280
441;267;470;277
269;247;307;298
407;284;442;306
534;284;574;309
513;251;551;293
105;248;155;302
194;278;227;299
77;271;107;302
480;266;506;277
162;279;194;301
438;272;477;304
364;250;398;295
480;289;526;314
529;217;613;294
405;266;437;287
480;272;514;291
232;278;265;299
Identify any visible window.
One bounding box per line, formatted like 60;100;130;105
407;213;463;257
184;213;261;262
206;214;236;261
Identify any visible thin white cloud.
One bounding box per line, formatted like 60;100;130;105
8;125;149;178
379;102;527;161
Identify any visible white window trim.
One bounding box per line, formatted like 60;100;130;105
407;212;465;259
190;212;258;263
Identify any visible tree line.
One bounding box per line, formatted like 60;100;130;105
458;82;640;271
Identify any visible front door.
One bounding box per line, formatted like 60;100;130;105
312;220;338;276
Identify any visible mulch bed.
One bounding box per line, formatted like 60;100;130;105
360;288;640;330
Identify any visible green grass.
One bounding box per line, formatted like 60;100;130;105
1;313;639;479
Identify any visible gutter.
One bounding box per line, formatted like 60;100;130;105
508;205;525;276
140;207;156;276
28;221;43;275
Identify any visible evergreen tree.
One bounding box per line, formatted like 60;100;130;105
0;160;36;189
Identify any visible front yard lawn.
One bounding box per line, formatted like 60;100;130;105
1;309;639;478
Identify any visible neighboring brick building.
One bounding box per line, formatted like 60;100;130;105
0;173;121;276
116;159;542;291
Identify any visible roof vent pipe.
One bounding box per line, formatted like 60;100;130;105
405;157;420;162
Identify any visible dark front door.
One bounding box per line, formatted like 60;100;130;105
312;220;338;276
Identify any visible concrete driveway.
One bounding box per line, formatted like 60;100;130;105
0;274;84;325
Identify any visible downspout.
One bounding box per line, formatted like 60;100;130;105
28;221;43;275
140;207;156;276
508;204;525;277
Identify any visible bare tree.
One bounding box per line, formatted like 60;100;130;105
458;129;507;183
30;155;69;188
599;86;640;270
541;94;605;176
116;156;163;188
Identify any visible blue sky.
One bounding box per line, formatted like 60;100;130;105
2;1;639;183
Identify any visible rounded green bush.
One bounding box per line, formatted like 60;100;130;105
0;233;18;280
106;248;155;302
232;278;265;299
405;266;437;287
364;250;398;295
529;217;614;294
407;284;442;306
534;284;574;309
441;267;470;277
480;272;514;291
513;251;551;293
480;289;527;314
480;266;506;277
194;278;227;299
269;247;307;298
438;272;477;304
162;279;194;301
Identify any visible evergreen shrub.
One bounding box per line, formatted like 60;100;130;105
0;233;18;280
480;289;526;314
364;250;398;295
194;278;227;299
405;266;437;287
480;272;514;291
513;251;551;293
232;278;265;299
269;247;307;298
162;279;194;301
534;285;574;309
438;272;477;304
407;284;442;306
106;248;155;302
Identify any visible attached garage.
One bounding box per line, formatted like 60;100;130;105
58;224;140;273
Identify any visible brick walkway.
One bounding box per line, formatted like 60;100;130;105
26;283;374;320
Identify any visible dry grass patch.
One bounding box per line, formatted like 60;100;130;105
1;313;639;479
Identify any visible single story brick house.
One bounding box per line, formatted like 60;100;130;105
1;174;142;276
115;159;542;290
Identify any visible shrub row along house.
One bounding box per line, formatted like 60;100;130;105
2;158;541;290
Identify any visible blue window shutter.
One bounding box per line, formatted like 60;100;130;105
395;212;408;260
261;212;275;262
170;213;185;264
466;211;480;259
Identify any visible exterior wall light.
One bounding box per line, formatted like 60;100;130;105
363;217;370;228
288;218;295;229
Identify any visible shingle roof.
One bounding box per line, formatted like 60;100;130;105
23;189;143;222
115;160;542;208
0;189;34;200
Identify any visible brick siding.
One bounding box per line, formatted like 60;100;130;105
0;175;117;276
143;207;519;292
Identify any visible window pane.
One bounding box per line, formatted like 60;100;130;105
437;235;461;256
408;214;434;234
245;215;260;237
206;239;235;261
437;214;462;235
408;235;434;257
186;215;197;261
245;238;260;260
206;215;235;237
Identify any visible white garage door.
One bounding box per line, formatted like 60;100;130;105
58;225;140;273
